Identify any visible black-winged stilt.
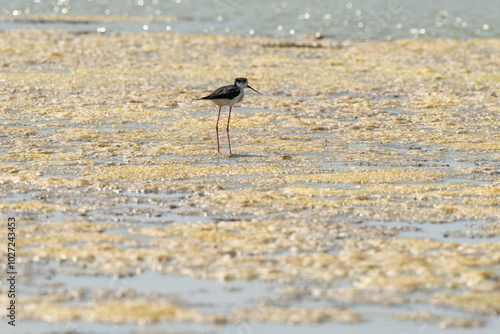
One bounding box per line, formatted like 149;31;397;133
199;78;261;154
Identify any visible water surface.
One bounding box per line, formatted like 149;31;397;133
1;0;498;39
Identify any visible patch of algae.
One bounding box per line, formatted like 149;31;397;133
285;167;448;184
0;201;70;213
354;275;446;292
130;222;500;291
21;298;220;325
389;312;485;329
1;29;500;328
87;164;299;181
183;184;500;223
19;220;127;248
432;292;500;315
233;306;360;324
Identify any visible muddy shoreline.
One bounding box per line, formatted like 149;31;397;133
0;30;499;332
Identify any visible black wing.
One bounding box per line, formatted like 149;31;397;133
201;85;240;100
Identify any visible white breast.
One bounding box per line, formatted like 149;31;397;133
232;89;244;106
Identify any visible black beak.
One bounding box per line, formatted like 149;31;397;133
248;85;262;95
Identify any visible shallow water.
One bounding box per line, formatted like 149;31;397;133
0;29;499;333
1;0;499;39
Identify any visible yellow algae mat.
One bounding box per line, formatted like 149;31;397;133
1;29;500;330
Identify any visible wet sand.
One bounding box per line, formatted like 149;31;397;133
0;29;499;332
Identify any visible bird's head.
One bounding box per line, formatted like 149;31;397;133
234;77;261;95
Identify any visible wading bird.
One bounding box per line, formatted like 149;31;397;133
199;78;261;154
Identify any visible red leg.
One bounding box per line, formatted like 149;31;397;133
226;107;232;154
216;106;221;153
